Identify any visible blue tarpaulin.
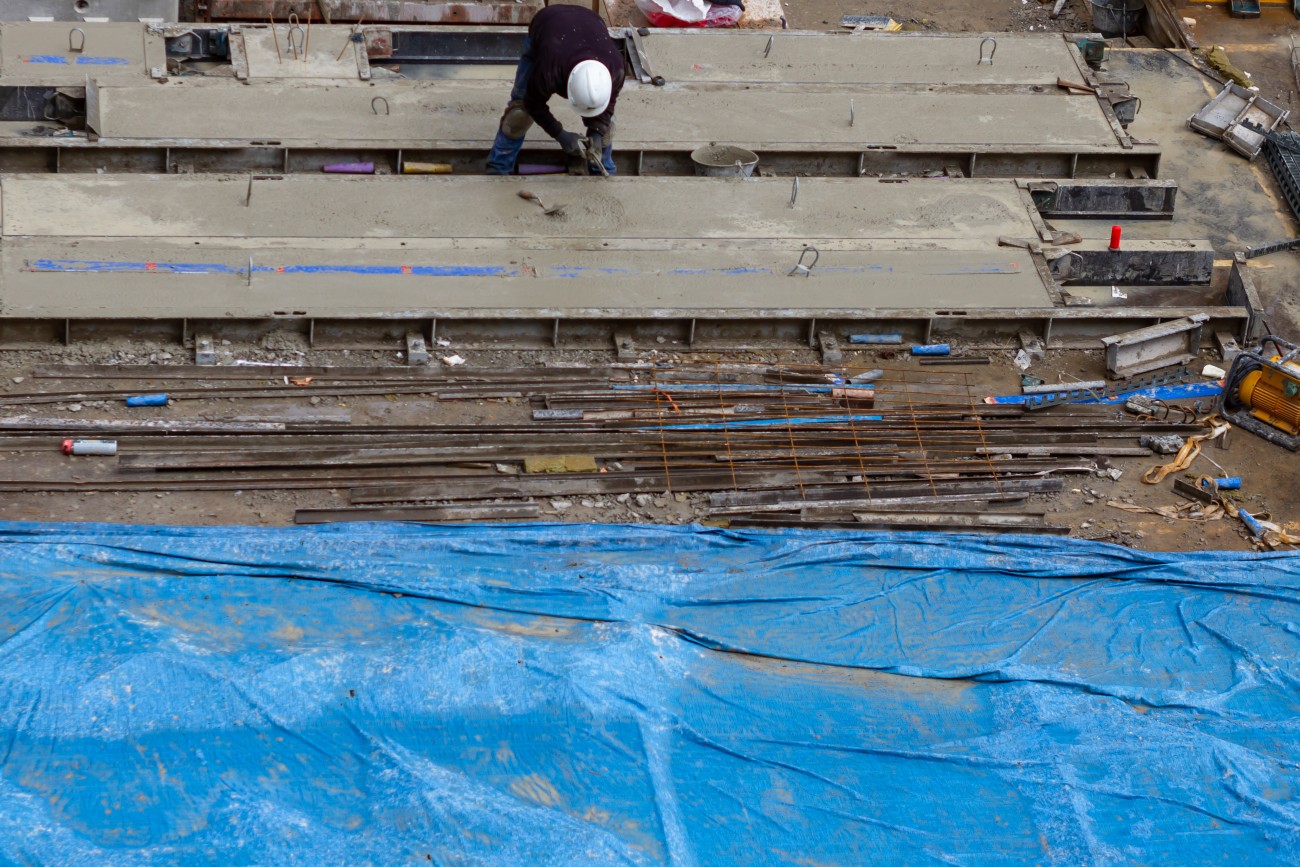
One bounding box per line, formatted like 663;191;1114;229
1;521;1298;864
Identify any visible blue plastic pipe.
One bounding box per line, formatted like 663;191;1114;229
125;393;168;407
910;343;951;356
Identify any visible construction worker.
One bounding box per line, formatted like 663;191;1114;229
485;5;623;176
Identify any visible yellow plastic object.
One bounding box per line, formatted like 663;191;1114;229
402;162;453;175
1238;356;1300;435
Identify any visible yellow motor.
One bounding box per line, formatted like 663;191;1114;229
1238;356;1300;436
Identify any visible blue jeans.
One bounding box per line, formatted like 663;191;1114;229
485;37;615;176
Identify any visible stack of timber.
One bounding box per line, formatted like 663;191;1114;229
2;362;1205;533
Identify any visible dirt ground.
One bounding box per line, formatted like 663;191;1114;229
1;3;1297;552
783;0;1093;32
0;337;1290;553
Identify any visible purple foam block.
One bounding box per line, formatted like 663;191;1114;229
517;164;567;175
322;162;375;174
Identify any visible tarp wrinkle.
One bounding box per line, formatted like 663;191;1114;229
0;521;1297;863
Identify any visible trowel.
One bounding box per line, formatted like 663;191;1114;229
518;189;566;217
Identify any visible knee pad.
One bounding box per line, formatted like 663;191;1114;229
500;102;533;139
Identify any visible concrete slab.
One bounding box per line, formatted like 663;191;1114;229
1;241;1052;318
238;25;367;80
644;32;1090;86
84;78;1127;148
0;173;1052;317
0;174;1040;241
0;22;163;84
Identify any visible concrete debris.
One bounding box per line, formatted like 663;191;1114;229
441;355;466;366
1140;434;1186;455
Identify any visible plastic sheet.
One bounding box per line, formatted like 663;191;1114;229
1;521;1298;863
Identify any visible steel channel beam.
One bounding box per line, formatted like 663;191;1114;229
0;307;1251;351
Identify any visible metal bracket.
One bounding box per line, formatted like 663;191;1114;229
817;331;843;365
1215;331;1242;364
1101;314;1209;378
405;330;430;366
194;332;217;366
1243;237;1300;259
614;330;637;361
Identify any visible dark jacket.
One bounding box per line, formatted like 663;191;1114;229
523;5;625;139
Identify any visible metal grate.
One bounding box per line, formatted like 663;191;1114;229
1264;130;1300;223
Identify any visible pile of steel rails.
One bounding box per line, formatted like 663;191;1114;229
0;361;1204;532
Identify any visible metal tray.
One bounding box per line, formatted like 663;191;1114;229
1189;82;1289;158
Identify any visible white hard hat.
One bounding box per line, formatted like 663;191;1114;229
568;60;612;118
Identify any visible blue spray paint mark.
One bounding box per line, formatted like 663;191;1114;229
666;268;773;276
548;266;633;278
29;259;516;278
23;55;130;65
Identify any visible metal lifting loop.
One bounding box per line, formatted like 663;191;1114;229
1055;249;1084;280
978;37;996;66
789;245;819;277
68;28;86;53
763;35;774;59
286;13;305;60
371;96;390;116
789;175;799;208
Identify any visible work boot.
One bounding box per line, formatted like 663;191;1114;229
486;130;526;175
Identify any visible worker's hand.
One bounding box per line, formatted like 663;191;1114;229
555;130;584;157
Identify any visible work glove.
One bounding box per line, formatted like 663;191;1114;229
555;129;584;157
586;132;604;157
